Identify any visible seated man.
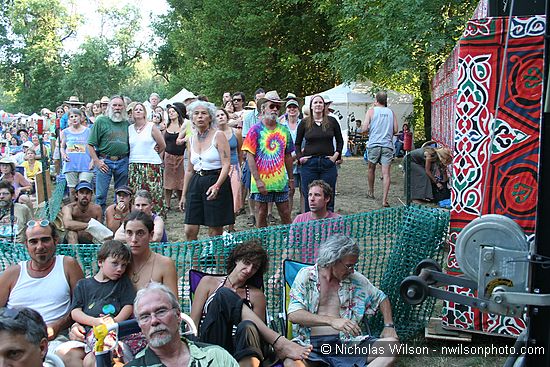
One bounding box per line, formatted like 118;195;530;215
61;181;102;244
286;235;399;367
104;185;132;234
0;220;84;367
293;179;341;223
0;180;32;243
128;282;240;367
114;189;166;243
0;306;49;367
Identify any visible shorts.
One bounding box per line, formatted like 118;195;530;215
184;173;234;227
367;146;393;165
53;145;60;160
251;190;289;203
65;171;94;188
305;334;377;367
241;159;251;189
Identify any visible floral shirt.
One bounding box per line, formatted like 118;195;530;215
288;264;387;344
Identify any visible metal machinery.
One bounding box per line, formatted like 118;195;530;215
400;214;550;366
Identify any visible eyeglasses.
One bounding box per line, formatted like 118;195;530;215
137;307;176;323
27;219;50;228
340;260;358;271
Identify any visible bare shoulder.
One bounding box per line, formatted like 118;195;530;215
0;264;22;285
91;203;103;216
156;253;175;268
249;286;267;302
105;204;115;215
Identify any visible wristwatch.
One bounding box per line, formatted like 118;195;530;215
384;323;395;328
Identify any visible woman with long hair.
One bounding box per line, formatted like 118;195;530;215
163;104;186;209
216;108;242;232
410;146;452;202
295;95;343;212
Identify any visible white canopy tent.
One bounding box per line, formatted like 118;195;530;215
306;81;414;154
158;88;197;108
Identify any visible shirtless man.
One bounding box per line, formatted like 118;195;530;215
62;181;102;244
113;189;167;243
286;235;399;367
104;185;132;234
68;210;178;351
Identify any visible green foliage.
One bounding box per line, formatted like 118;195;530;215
154;0;337;103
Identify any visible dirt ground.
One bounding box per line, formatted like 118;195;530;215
163;156;407;241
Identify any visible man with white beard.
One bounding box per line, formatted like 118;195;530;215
127;282;239;367
242;90;295;228
87;95;130;211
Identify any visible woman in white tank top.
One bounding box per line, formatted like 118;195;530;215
128;103;166;216
180;101;234;241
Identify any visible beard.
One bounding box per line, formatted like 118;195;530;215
263;111;278;123
148;326;172;347
108;109;128;122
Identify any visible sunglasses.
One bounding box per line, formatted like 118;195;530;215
27;219;50;228
233;98;243;102
0;308;21;319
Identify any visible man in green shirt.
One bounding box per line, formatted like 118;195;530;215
87;95;130;211
128;282;239;367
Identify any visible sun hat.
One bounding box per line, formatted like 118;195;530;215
0;157;16;171
22;141;33;148
100;96;110;104
256;91;283;107
64;96;85;105
244;101;257;110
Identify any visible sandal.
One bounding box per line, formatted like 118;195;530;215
366;192;375;199
383;202;390;207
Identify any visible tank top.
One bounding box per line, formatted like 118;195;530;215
202;276;251;319
366;106;394;149
7;255;71;324
151;213;168;243
190;131;222;171
129;122;162;164
164;130;185;156
62;127;92;173
228;132;238;165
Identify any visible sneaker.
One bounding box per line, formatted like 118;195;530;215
247;215;256;227
268;213;276;224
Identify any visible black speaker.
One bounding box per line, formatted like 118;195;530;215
488;0;546;16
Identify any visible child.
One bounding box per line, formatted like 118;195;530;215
21;149;42;184
70;240;136;367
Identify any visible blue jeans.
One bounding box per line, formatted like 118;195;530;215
300;156;338;212
95;156;129;210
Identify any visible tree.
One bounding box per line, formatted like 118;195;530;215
313;0;478;139
0;0;78;113
154;0;337;101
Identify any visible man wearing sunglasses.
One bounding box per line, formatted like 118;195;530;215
0;219;84;366
0;180;32;243
286;235;399;367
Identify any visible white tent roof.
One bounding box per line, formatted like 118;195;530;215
307;81;414;106
159;88;197;108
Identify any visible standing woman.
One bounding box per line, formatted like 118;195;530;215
216;108;242;232
180;101;233;240
295;95;343;212
163;104;186;209
128;102;166;216
152;112;166;133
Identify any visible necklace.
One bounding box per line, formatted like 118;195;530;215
29;258;55;273
197;128;210;142
134;121;147;133
131;252;153;283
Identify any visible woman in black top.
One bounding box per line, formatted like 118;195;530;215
295;95;344;212
163;104;186;209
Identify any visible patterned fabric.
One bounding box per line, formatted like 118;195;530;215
129;162;165;217
127;338;239;367
288;264;386;344
241;122;294;193
438;15;544;336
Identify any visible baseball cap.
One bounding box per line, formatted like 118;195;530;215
22;141;33;148
286;100;299;108
115;185;133;195
75;181;93;192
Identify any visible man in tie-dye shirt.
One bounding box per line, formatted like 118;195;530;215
242;90;295;228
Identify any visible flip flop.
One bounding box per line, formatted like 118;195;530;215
383;202;390;207
366;193;375;199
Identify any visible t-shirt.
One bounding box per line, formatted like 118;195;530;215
241;122;294;193
295;116;344;159
87;115;129;157
71;275;135;332
0;203;33;243
21;160;42;181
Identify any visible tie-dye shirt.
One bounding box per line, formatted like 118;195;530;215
242;122;294;193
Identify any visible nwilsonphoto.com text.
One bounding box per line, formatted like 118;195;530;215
320;342;545;358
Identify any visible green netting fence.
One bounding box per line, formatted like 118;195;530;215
0;204;449;341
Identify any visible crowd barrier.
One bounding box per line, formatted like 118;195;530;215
0;204;449;341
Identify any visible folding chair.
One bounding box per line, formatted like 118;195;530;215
282;259;311;338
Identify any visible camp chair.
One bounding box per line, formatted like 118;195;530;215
282;259;311;339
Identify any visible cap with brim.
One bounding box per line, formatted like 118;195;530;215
286;100;300;108
22;141;33;148
244;101;257;110
321;94;333;104
256;90;283;107
17;129;28;136
75;181;93;192
0;157;16;170
100;96;110;104
64;96;85;105
115;185;133;195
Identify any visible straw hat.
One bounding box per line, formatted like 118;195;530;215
100;96;110;104
64;96;85;105
244;101;257;110
0;157;16;171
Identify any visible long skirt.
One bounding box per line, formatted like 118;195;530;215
129;162;165;217
164;152;185;191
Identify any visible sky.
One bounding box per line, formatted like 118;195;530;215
62;0;170;53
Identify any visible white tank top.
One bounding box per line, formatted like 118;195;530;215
190;131;222;171
129;122;162;164
7;255;71;324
